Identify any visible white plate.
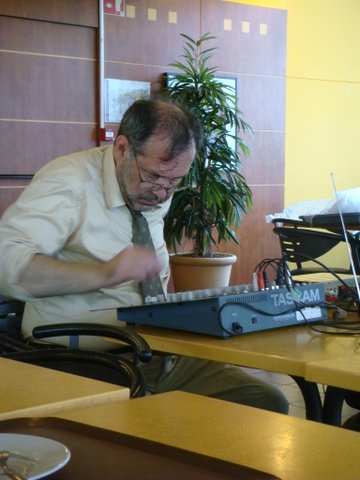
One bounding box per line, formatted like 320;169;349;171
0;433;70;480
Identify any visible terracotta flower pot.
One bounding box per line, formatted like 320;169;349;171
169;253;237;292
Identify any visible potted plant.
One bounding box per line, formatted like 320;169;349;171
161;33;253;291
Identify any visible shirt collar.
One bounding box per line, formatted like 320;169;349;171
103;145;125;210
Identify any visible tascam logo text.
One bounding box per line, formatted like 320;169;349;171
270;288;321;307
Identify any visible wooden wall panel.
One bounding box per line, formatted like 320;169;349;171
0;2;98;210
201;0;286;76
1;53;96;121
235;74;286;131
104;0;200;66
243;132;285;185
0;123;96;175
0;0;98;27
0;16;96;57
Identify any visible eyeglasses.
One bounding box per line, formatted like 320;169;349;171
133;150;184;194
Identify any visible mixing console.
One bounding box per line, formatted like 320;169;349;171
118;283;327;338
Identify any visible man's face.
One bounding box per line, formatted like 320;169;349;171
113;134;195;212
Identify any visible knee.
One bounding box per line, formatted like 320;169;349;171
213;383;289;414
263;387;289;414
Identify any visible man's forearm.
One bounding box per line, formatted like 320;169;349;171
18;254;109;297
17;246;162;298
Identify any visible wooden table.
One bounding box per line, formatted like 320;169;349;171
54;391;360;480
121;313;360;422
306;353;360;391
130;321;357;376
305;353;360;425
0;357;129;420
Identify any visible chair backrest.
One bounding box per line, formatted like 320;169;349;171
0;314;152;398
3;348;146;398
273;225;359;275
32;322;152;363
0;298;24;340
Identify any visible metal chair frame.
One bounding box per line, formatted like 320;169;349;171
0;299;151;398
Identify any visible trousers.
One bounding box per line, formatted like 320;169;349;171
140;354;289;414
27;334;289;414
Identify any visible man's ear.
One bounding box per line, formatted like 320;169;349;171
114;135;130;165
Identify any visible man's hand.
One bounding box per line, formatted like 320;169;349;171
101;245;162;286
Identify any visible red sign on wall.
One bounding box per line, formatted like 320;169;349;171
103;0;125;16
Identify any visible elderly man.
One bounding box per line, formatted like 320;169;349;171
0;98;288;413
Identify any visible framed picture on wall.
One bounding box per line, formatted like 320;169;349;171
105;78;151;123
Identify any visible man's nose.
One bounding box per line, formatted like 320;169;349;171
155;187;169;200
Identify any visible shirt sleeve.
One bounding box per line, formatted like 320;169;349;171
0;175;79;300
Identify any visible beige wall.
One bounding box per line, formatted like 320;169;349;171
231;0;360;205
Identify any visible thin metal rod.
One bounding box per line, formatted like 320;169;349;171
99;0;105;129
330;172;360;302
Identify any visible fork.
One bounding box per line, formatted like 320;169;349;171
0;451;28;480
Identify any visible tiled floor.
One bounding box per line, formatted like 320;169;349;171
243;367;359;424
